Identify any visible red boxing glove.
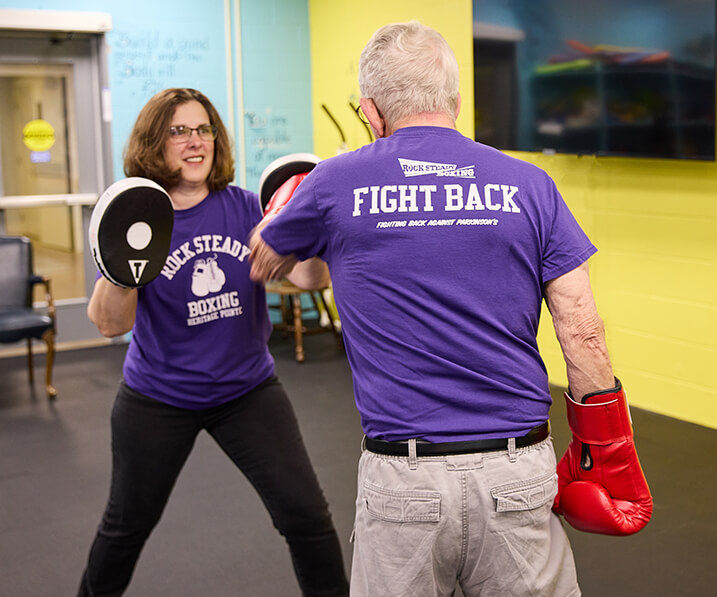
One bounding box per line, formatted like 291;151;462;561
553;380;653;535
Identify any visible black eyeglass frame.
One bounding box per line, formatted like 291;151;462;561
168;124;218;142
354;103;369;125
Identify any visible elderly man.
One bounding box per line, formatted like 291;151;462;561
250;21;651;597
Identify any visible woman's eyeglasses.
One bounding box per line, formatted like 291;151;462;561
168;124;218;143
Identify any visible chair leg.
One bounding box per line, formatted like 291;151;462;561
42;329;57;399
291;294;305;363
308;292;324;324
316;292;343;347
279;295;291;335
26;338;34;385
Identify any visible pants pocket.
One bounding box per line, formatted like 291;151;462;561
352;481;444;596
490;470;558;514
362;480;441;523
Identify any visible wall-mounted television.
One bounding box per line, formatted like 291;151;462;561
473;0;716;160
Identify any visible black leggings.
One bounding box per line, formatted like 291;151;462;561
77;377;348;596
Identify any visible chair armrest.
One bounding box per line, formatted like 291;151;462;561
29;275;56;320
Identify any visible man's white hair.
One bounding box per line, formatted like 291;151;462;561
359;21;460;128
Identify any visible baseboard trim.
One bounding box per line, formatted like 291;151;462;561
0;336;126;359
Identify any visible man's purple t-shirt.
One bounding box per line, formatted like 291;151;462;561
262;127;596;441
122;185;274;409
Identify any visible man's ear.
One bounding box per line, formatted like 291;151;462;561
360;97;386;138
455;92;462;120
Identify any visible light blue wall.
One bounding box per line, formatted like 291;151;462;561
0;0;314;192
240;0;314;191
103;1;230;183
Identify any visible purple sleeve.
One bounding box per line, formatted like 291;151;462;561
541;181;597;282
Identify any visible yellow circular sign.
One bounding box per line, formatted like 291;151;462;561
23;119;56;152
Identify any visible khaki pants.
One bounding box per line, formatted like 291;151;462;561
350;437;580;597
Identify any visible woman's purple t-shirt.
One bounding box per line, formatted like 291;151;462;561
122;185;274;409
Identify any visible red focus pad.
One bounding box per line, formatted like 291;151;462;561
553;381;653;535
264;172;309;217
257;152;321;212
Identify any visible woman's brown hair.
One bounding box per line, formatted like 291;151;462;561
123;88;235;192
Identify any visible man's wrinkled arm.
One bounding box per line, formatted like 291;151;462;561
248;226;330;289
285;257;330;290
248;226;298;283
544;261;614;399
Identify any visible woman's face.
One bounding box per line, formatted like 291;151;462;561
163;100;215;190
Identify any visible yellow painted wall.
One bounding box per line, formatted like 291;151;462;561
527;154;717;429
308;0;717;429
308;0;474;156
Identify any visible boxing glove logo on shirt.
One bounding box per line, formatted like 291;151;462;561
186;255;243;327
191;254;226;297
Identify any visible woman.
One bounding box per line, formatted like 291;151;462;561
78;88;348;596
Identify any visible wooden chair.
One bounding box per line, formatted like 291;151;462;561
0;236;57;399
265;279;342;362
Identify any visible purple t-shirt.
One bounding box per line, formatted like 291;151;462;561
262;127;596;441
123;185;274;409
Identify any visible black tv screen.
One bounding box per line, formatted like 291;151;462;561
473;0;716;160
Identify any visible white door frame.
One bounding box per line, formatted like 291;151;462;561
0;10;115;350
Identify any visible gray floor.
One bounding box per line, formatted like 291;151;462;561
0;332;715;596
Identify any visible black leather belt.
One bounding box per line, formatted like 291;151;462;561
364;422;550;457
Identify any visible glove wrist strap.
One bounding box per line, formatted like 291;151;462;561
565;386;633;445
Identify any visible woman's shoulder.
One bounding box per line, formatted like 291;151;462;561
213;184;262;222
216;184;259;203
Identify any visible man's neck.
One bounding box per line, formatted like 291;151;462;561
389;112;456;135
